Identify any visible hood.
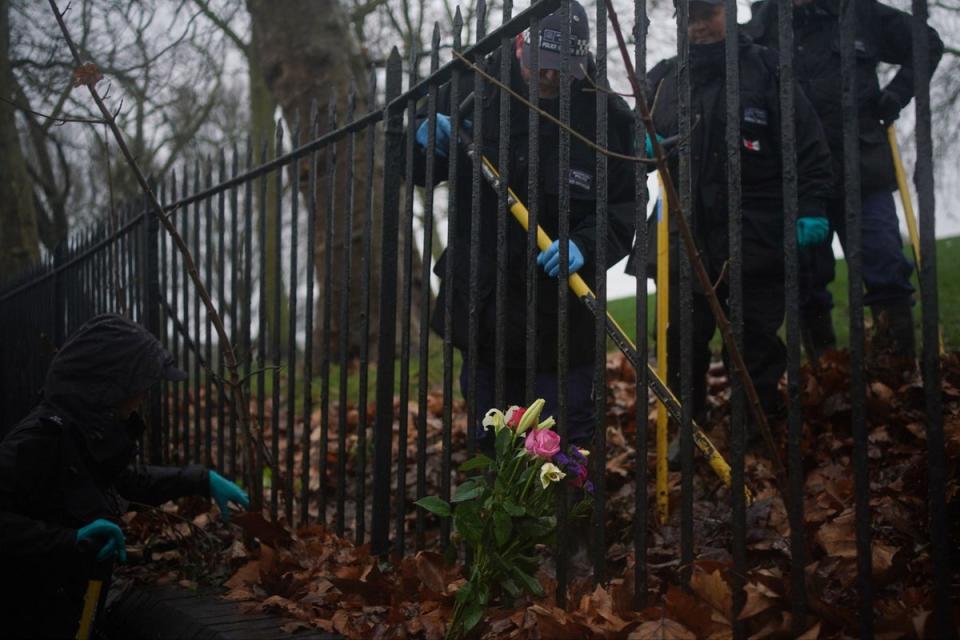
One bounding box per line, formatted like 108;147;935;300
43;313;186;462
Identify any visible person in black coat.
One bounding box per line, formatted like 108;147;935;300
413;0;637;448
0;313;248;638
747;0;944;360
631;0;833;427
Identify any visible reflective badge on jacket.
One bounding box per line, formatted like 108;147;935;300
743;107;768;126
742;138;761;152
569;169;593;191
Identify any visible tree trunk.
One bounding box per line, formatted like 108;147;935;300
246;0;401;364
0;0;39;282
248;29;291;355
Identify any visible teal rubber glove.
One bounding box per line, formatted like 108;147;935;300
76;518;126;563
209;470;250;523
643;132;665;157
537;239;585;278
797;216;830;247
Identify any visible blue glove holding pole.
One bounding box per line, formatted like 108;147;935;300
415;114;472;158
537;239;585;278
796;217;830;247
209;470;250;523
76;518;126;562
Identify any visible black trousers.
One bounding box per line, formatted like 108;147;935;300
459;356;596;452
666;275;786;422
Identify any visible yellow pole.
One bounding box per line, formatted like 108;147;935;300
655;177;670;523
887;125;944;355
75;579;103;640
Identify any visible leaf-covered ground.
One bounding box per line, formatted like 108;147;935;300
117;350;960;638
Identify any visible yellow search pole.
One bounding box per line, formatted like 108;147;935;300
887;125;944;355
655;177;670;523
470;151;749;502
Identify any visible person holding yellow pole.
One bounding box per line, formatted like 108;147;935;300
628;0;833;457
747;0;944;363
412;1;638;454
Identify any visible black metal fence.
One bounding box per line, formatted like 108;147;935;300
0;0;952;635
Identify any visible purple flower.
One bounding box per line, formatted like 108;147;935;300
553;452;571;468
569;446;587;465
584;480;595;494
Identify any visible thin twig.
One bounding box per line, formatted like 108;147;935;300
603;0;787;490
48;0;280;509
452;49;657;165
0;94;107;125
579;72;636;99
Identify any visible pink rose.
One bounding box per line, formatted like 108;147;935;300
525;428;561;459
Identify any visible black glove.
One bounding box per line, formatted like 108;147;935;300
874;90;903;126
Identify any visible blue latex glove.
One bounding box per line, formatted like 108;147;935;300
76;518;126;562
209;470;250;523
416;115;472;159
416;114;452;159
797;216;830;247
537;239;585;278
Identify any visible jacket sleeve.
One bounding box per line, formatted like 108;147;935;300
874;1;944;109
571;103;639;270
115;464;209;507
793;81;833;217
0;424;79;557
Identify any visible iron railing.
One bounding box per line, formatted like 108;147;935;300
0;0;952;635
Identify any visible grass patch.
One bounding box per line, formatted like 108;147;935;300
607;235;959;354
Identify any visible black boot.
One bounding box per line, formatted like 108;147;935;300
801;310;837;362
871;303;916;360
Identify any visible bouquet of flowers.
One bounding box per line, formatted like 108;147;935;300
415;399;593;639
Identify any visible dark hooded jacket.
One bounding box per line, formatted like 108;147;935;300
413;50;638;369
0;314;208;638
746;0;944;194
631;35;832;280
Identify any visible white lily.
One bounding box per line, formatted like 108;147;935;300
539;462;566;489
482;408;506;432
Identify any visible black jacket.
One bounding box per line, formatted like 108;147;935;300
639;35;832;278
747;0;944;193
0;314;208;637
414;51;638;369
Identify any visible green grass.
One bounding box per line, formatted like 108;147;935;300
606;235;960;354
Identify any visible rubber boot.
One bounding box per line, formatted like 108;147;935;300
871;303;916;360
801;310;837;363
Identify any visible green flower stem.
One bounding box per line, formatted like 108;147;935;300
519;460;543;502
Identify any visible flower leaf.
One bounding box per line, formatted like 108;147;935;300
495;426;513;459
511;566;545;597
459;453;494;472
462;600;485;632
414;496;451;517
493;509;512;547
452;480;484;503
453;503;484;545
503;500;525;517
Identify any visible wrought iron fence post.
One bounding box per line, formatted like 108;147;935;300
372;48;404;557
53;242;67;349
143;182;163;464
